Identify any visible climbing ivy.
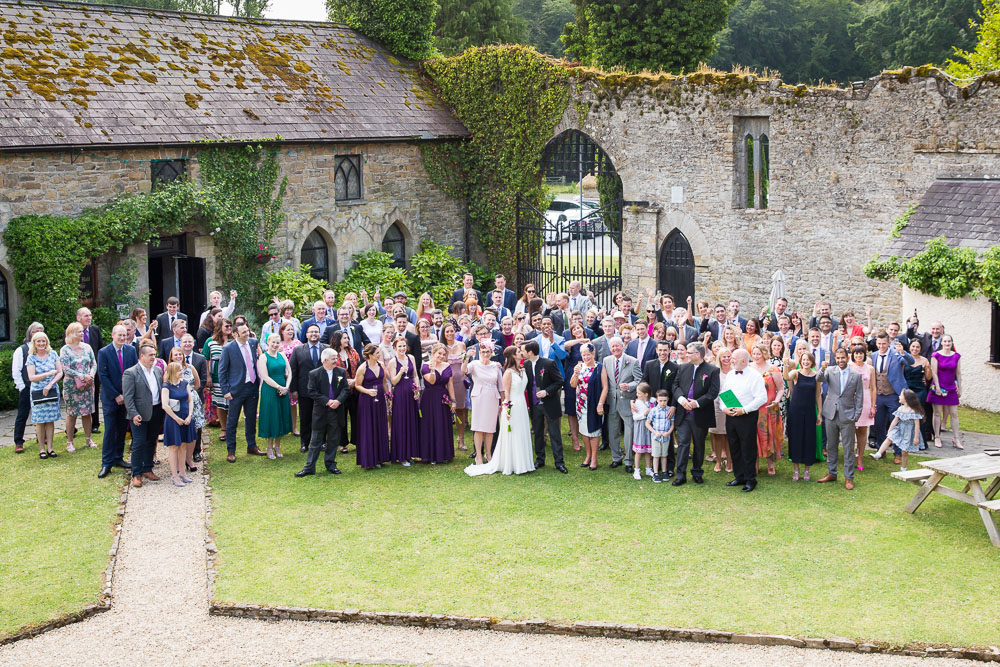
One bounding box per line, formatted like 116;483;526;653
421;45;571;279
865;235;998;301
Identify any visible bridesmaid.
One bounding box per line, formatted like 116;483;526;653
464;342;503;465
419;343;457;464
256;334;292;459
354;344;390;469
442;322;469;451
750;343;784;476
848;344;876;471
388;337;419;466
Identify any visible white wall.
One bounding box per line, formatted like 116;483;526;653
901;287;1000;412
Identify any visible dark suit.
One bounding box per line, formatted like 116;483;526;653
671;361;720;479
298;316;334;343
301;365;351;473
398;329;422;362
918;333;944;359
322;321;369;355
551;310;569;336
97;343;138;467
81;325;104;429
158;336;182;361
625;337;657;368
290;342;328;450
706;319;728;344
155;311;188;338
498;287;517;311
218;338;261;454
524;356;564;466
450;287;483;307
642;358;679;472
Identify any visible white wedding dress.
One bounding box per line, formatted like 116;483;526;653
465;369;535;476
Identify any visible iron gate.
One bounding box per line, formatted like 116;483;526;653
515;195;623;314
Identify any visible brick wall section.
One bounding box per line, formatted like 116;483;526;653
562;72;1000;321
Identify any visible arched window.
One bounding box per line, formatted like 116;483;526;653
735;117;770;209
381;223;406;269
658;229;695;306
744;134;755;209
760;133;770;208
334;155;362;201
301;230;330;283
0;271;8;342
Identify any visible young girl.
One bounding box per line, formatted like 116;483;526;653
870;389;924;471
631;383;653;480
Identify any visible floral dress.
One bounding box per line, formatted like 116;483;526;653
60;344;96;417
182;363;205;429
575;364;599;438
27;352;61;424
280;339;302;406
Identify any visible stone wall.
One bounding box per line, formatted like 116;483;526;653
0;141;464;336
559;71;1000;321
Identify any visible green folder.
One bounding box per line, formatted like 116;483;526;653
718;389;743;409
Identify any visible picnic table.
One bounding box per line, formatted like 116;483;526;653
895;453;1000;548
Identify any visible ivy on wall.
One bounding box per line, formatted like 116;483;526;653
421;45;571;279
865;236;1000;303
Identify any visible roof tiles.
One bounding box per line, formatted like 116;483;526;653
886;179;1000;258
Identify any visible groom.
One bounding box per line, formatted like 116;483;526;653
521;340;567;473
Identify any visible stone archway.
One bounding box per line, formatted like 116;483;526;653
658;229;695;305
299;226;336;283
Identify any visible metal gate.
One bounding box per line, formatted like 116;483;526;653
515;195;623;314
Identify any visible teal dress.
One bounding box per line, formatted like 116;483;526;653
257;351;292;438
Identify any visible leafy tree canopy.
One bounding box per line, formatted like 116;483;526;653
946;0;1000;77
514;0;575;56
434;0;523;55
85;0;269;16
327;0;438;60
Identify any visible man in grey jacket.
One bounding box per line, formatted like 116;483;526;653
816;347;865;490
123;343;164;488
601;337;640;473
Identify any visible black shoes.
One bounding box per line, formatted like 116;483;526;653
609;461;622;469
294;468;315;477
555;463;568;474
579;462;590;467
725;479;743;487
535;461;545;469
693;476;704;484
112;459;130;469
598;443;609;451
652;472;662;483
742;480;757;492
625;466;634;475
98;466;112;478
300;445;308;453
672;475;686;486
192;454;203;463
327;466;342;474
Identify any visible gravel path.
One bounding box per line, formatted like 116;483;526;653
0;441;981;667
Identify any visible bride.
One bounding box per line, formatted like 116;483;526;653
465;345;535;476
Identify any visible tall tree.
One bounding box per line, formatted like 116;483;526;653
947;0;1000;77
562;0;735;73
514;0;575;56
712;0;865;84
434;0;524;55
849;0;980;74
327;0;438;60
85;0;269;16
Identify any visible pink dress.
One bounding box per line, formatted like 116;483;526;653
851;362;874;427
280;339;303;406
447;343;468;410
468;360;503;433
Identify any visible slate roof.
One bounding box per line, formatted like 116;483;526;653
0;0;467;150
885;179;1000;258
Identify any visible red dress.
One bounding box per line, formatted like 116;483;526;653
756;368;783;458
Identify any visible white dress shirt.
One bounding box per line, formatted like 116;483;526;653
140;364;160;405
240;342;255;383
11;346;25;391
723;367;767;412
200;298;236;330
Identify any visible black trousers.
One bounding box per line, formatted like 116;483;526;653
298;395;315;450
91;376;101;429
13;386;31;445
303;414;345;472
531;403;564;466
675;415;707;478
131;406;163;477
726;411;759;484
345;395;358;445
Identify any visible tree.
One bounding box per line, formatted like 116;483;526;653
849;0;980;74
712;0;865;84
434;0;524;55
327;0;438;59
514;0;575;56
85;0;269;16
562;0;735;73
947;0;1000;77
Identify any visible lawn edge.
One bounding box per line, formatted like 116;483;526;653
0;476;129;646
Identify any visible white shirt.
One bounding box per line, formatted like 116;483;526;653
723;367;767;412
360;319;383;345
538;335;553;358
820;332;834;352
200;298;236;330
140;364;160;405
11;345;25;391
240;342;255;383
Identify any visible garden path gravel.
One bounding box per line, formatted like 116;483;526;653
0;443;982;667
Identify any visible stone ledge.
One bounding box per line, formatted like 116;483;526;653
204;602;1000;663
0;477;130;646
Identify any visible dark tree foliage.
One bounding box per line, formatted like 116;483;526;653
514;0;575;56
434;0;524;55
327;0;438;60
84;0;268;16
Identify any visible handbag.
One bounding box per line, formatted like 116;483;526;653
74;375;90;390
168;398;181;413
31;388;59;405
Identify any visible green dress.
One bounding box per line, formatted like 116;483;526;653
258;350;292;438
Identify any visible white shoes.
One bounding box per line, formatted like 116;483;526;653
869;452;882;460
633;469;642;480
645;467;654;477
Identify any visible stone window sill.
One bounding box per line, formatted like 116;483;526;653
336;199;367;207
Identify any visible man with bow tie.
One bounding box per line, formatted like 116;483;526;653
722;349;768;492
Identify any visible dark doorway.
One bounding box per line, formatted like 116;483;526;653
658;229;695;305
149;235;206;321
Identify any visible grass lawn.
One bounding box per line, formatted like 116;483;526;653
209;428;1000;649
957;406;1000;436
0;436;121;639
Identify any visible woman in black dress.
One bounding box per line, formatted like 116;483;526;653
782;347;822;482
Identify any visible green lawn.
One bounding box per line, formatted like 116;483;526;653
209;429;1000;649
0;437;121;639
958;406;1000;436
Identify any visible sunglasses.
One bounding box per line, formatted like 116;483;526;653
526;289;536;293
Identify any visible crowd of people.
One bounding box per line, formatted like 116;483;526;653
9;274;964;493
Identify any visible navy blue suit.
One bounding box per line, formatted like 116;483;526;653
872;349;914;455
158;336;182;361
219;338;261;454
498;288;517;311
625;337;657;368
298;316;334;343
97;343;138;467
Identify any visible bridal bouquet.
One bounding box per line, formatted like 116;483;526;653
503;400;512;432
412;382;421;417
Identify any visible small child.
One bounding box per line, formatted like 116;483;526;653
870;389;924;470
646;388;674;483
631;382;653;480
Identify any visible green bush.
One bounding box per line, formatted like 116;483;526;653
259;266;331;318
332;250;410;305
0;347;18;410
407;240;467;307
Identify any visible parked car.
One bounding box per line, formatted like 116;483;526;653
546;198;603;241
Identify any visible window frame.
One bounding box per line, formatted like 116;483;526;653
0;270;9;343
150;158;187;191
334;155;363;202
734;117;770;210
381;223;406;269
301;230;330;283
79;260;98;308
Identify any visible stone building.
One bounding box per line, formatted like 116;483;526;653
0;0;467;339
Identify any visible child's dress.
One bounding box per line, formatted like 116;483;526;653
632;401;652;454
888;407;924;453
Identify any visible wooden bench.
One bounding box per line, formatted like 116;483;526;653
979;499;1000;513
892;469;934;485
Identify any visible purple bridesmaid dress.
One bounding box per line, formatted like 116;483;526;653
356;363;390;469
419;363;454;463
390;357;419;463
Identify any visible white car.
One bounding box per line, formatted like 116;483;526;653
545;198;603;242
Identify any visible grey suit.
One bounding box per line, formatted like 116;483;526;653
818;365;864;480
601;353;640;464
591;336;612;363
567;294;593;315
123;363;164;478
